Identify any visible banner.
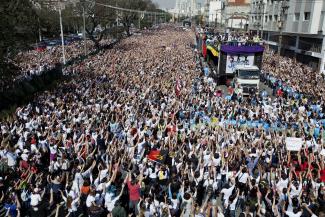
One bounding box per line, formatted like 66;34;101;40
221;44;264;54
286;137;303;151
226;54;254;74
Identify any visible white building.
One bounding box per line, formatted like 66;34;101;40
205;0;250;30
249;0;325;74
224;0;250;30
175;0;198;16
208;0;223;24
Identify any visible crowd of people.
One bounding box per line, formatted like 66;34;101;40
0;24;325;217
262;49;325;100
0;39;113;91
198;29;261;48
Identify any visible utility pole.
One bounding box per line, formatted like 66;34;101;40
38;17;42;42
260;1;265;39
59;6;66;65
277;0;289;58
82;5;87;56
256;1;261;37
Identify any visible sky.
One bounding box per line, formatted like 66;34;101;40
152;0;175;9
153;0;204;9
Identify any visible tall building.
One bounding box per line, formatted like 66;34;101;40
249;0;325;74
175;0;198;16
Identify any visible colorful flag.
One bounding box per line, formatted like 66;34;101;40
147;150;167;164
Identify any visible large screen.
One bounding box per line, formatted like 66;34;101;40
225;54;254;74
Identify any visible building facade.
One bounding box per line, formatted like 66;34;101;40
206;0;250;30
224;0;250;30
175;0;198;16
249;0;325;74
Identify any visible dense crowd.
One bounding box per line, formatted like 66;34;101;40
262;49;325;100
199;29;261;47
0;39;113;91
0;25;325;217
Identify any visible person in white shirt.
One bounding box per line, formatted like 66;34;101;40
30;188;43;209
86;191;96;208
228;190;240;217
105;184;125;212
60;190;80;214
276;173;289;192
221;183;235;207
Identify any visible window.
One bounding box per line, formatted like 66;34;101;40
274;15;278;21
294;13;300;21
265;15;268;22
304;12;310;21
269;15;272;21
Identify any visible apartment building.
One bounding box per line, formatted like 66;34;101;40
249;0;325;74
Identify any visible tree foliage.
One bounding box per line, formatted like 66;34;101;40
0;0;38;68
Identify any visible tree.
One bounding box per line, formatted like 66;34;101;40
0;0;39;59
0;0;39;83
116;0;157;36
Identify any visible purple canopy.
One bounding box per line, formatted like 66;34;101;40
221;44;264;54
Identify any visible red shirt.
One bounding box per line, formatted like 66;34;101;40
20;160;29;170
321;169;325;182
127;181;140;201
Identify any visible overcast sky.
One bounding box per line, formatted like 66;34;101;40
152;0;175;9
153;0;204;9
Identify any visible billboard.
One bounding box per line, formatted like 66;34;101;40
226;54;254;74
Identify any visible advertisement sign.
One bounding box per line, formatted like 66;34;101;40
226;54;254;74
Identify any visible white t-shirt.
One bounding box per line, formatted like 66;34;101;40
229;197;238;210
30;194;41;206
238;172;249;184
86;195;96;207
285;211;302;217
290;184;302;198
221;185;235;205
276;178;289;192
105;194;120;212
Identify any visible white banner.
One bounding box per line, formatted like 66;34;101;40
286;137;303;151
226;54;255;74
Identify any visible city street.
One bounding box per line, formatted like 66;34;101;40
1;0;325;217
